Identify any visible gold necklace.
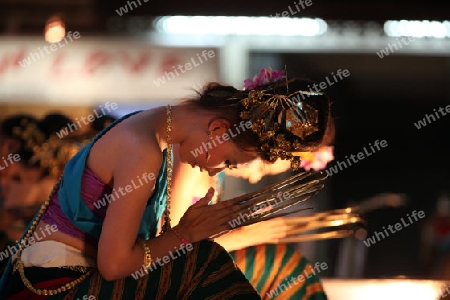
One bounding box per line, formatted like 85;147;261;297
161;104;173;234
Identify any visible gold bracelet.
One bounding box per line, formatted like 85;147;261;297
136;238;152;270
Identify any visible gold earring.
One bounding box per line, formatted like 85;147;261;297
206;131;212;163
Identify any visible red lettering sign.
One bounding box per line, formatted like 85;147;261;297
0;49;27;75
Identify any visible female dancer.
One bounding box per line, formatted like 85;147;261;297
168;69;335;299
0;71;332;299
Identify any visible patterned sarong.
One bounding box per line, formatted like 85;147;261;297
2;240;260;299
229;244;327;300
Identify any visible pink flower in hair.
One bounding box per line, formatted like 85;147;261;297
299;146;334;171
244;68;285;90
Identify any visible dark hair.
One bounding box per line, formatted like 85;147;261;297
91;114;117;133
40;112;73;137
0;114;38;138
183;78;333;162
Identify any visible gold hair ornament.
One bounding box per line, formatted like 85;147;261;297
12;119;93;177
12;119;46;158
32;136;92;177
240;78;324;170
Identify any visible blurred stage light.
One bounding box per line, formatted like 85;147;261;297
322;279;445;300
45;15;66;43
153;16;327;36
384;20;450;38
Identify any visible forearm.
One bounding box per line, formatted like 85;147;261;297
214;230;248;252
215;219;286;252
98;225;192;280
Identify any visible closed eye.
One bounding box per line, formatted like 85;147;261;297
225;160;236;170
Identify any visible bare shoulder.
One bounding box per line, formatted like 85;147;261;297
86;114;162;186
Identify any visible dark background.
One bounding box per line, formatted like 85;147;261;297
1;0;450;35
281;52;450;278
1;0;449;279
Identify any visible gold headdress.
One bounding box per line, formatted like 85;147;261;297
32;136;91;177
240;69;325;170
11;119;46;158
12;119;91;177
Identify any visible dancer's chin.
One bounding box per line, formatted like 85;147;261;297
208;170;218;176
188;160;207;172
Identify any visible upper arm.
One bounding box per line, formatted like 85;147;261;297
96;134;162;270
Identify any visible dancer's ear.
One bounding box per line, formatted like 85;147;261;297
207;119;230;136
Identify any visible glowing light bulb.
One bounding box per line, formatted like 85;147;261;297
45;16;65;43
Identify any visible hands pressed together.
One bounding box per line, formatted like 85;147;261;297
176;187;289;250
176;188;243;242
